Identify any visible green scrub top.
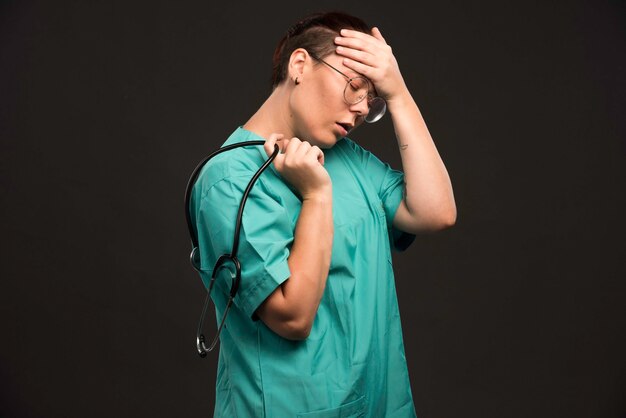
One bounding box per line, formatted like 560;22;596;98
190;127;417;417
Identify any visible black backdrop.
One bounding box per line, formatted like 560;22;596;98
1;1;625;417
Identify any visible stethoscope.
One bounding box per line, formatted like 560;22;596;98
184;141;280;357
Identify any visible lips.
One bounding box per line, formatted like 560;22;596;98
336;122;353;136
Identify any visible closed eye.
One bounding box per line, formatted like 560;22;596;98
348;77;367;91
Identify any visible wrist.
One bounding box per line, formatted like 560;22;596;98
386;88;414;112
302;186;333;203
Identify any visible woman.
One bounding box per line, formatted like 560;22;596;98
189;11;456;417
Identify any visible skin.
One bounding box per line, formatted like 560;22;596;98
244;27;457;340
335;28;456;233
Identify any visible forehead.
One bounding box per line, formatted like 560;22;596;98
318;53;363;79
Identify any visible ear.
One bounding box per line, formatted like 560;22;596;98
288;48;309;83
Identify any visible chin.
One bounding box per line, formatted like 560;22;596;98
307;130;338;149
319;135;340;149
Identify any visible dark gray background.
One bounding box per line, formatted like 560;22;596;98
1;1;625;417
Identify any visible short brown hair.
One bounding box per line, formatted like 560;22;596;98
271;11;370;89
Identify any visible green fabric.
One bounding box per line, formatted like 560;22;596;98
190;127;417;417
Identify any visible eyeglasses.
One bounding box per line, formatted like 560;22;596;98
309;53;387;123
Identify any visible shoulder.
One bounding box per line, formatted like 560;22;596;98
192;128;270;195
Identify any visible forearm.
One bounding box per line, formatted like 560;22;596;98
283;191;333;324
388;90;456;227
255;189;334;339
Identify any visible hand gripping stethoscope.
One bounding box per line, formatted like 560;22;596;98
184;141;280;357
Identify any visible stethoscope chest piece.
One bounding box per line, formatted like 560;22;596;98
190;246;202;272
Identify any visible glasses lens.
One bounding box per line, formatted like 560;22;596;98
365;97;387;123
344;77;370;104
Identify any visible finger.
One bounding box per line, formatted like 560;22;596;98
341;57;374;78
283;136;302;156
335;45;376;67
294;140;312;159
371;27;386;43
264;133;284;157
335;34;380;54
308;145;324;165
339;28;377;43
276;139;292;171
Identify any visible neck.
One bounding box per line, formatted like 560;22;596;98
243;84;295;140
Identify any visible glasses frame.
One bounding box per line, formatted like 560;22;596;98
308;52;387;123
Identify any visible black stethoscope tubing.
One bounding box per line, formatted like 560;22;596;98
184;140;280;356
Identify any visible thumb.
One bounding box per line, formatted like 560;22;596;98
264;133;284;158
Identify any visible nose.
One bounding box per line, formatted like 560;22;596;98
349;97;370;118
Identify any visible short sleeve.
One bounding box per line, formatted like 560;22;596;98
342;138;416;251
194;174;293;320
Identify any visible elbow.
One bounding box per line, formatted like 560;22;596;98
403;197;457;233
279;318;313;341
287;329;312;341
439;208;457;229
256;282;318;341
420;208;457;232
434;201;457;229
257;312;313;341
